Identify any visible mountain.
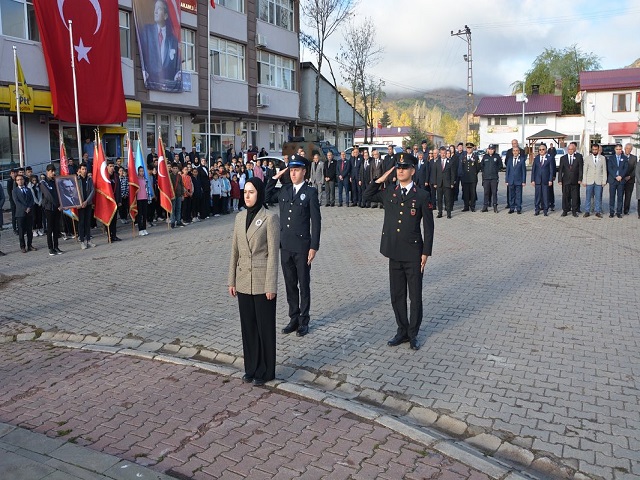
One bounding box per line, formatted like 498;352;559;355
383;87;490;119
626;58;640;68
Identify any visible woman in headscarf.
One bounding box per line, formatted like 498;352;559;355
228;177;279;385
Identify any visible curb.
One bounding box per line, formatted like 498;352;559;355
1;331;593;480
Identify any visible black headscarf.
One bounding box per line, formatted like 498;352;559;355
245;176;266;231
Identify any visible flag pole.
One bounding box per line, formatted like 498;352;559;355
68;20;82;160
206;4;211;170
12;46;24;168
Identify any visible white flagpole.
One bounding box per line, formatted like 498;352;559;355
207;4;211;169
12;46;24;168
68;20;82;160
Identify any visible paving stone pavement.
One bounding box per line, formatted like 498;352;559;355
0;342;495;480
1;178;639;479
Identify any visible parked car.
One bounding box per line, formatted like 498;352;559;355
554;148;566;167
346;144;402;160
282;140;338;163
601;144;616;158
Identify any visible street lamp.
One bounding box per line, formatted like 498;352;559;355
516;90;528;150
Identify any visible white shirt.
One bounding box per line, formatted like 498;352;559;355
293;182;304;196
399;181;414;194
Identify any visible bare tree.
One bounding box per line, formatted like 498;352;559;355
301;0;357;140
339;17;384;144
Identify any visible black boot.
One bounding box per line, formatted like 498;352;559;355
493;205;498;213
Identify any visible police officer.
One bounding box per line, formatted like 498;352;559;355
481;144;501;213
460;142;480;211
266;155;321;337
363;153;434;351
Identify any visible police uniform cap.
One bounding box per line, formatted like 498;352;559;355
487;144;496;149
421;139;428;144
438;145;447;151
288;154;307;168
466;142;475;148
393;152;416;167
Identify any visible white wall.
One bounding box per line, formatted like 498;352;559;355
211;6;248;43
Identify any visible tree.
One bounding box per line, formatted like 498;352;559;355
510;45;601;115
380;110;391;127
403;122;431;150
339;17;384;143
301;0;357;140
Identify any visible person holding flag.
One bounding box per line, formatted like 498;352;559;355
93;136;118;241
127;139;139;230
136;166;150;236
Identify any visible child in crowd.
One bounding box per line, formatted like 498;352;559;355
210;171;222;216
230;173;240;212
220;171;231;214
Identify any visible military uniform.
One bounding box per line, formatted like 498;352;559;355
265;155;321;336
460;143;480;211
363;154;434;350
480;145;502;212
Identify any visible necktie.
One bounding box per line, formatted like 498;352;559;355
513;158;516;167
401;187;407;200
158;30;163;58
541;156;544;166
442;160;445;171
569;156;573;166
341;160;344;171
22;187;27;195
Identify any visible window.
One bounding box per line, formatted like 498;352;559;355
488;117;508;126
269;124;276;151
211;37;245;81
277;125;285;151
0;0;38;40
635;92;640;111
145;114;156;149
181;29;196;72
258;51;295;90
160;115;170;148
258;0;294;31
119;10;131;58
215;0;244;13
126;118;140;143
612;93;631;112
173;116;183;148
516;115;546;125
344;131;353;151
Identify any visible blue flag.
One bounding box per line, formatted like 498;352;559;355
135;141;154;199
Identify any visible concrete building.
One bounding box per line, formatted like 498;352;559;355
0;0;301;172
298;62;364;151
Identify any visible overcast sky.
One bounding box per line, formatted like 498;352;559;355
300;0;640;97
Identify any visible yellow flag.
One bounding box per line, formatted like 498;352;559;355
11;54;33;112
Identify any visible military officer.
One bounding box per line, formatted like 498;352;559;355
480;144;502;213
460;142;480;211
266;155;322;337
363;153;434;351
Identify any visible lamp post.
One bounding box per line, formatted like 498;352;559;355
516;90;528;155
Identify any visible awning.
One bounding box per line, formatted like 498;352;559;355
608;122;637;136
0;86;141;119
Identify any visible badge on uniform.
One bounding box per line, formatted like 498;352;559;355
256;219;263;227
300;193;306;200
410;209;416;216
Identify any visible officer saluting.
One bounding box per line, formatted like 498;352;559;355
266;155;321;337
363;153;434;350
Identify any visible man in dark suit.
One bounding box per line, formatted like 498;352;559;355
349;146;362;207
363;153;434;351
336;150;351;207
460;142;480;212
323;151;336;206
414;150;430;191
368;148;384;207
12;174;36;253
547;142;558;210
558;142;583;217
607;144;628;218
505;145;527;214
140;0;181;91
266;155;322;337
530;144;554;216
6;169;17;234
623;143;637;215
431;146;455;218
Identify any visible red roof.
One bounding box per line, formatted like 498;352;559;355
355;127;411;136
474;94;561;116
580;68;640;91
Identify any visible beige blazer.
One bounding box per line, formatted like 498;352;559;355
583;154;607;185
228;207;279;295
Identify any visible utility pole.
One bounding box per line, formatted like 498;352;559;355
451;25;473;141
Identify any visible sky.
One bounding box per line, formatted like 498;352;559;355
300;0;640;97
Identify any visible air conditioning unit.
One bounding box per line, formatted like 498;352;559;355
255;34;267;48
257;93;269;108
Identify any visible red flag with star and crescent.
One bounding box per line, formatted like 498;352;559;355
34;0;126;124
93;139;117;225
156;136;174;214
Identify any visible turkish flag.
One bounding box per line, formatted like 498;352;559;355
127;140;139;222
156;137;175;214
93;141;117;225
34;0;126;124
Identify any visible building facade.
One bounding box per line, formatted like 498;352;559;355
354;127;444;149
0;0;301;173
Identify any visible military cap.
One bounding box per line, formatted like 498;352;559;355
288;154;307;168
394;152;416;168
487;144;497;149
466;142;475;148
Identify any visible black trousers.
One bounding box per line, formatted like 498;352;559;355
389;258;423;340
119;196;129;220
16;214;33;249
237;292;277;382
623;180;635;213
436;187;453;213
10;201;16;232
281;248;311;327
201;190;211;218
351;178;361;205
136;200;147;230
78;207;92;241
562;183;579;213
483;179;498;206
109;213;118;240
548;182;556;208
462;182;477;208
44;209;60;250
182;196;192;222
